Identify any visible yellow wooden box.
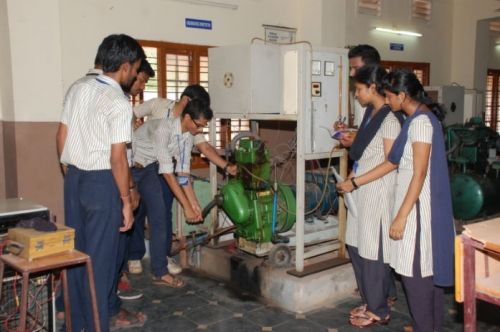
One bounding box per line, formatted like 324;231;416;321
8;225;75;260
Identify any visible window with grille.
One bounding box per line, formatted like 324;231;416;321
485;69;500;133
357;0;382;16
411;0;432;22
381;60;430;85
137;40;250;166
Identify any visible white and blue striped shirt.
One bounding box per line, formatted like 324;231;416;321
60;74;132;170
152;117;193;174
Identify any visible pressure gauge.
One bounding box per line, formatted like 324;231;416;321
312;60;321;76
324;61;336;76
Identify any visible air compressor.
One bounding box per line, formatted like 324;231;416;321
447;117;500;220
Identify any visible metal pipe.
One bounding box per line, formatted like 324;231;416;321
295;45;308;273
229;131;261;152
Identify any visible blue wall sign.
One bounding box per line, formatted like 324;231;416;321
185;18;212;30
390;43;404;51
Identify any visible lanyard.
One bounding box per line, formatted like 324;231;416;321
95;78;109;85
176;134;185;172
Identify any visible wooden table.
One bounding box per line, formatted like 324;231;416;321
0;250;100;332
460;219;500;332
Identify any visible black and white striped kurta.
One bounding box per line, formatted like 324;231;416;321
391;115;433;278
60;74;132;170
345;112;401;262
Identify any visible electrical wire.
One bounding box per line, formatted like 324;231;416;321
239;144;340;216
2;273;51;331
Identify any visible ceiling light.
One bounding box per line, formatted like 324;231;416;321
375;27;423;37
170;0;238;10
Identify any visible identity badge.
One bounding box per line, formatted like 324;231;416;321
176;175;189;186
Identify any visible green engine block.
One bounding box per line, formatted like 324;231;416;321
220;139;296;243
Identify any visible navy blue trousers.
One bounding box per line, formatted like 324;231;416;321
108;231;127;317
401;208;444;332
130;163;174;277
64;166;121;332
347;235;391;318
126;201;147;261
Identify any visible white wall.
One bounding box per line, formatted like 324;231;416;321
344;0;454;86
5;0;63;122
451;0;499;88
321;0;346;48
0;0;14;121
58;0;308;102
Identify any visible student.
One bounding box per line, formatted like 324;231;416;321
336;65;403;328
127;86;236;276
110;59;156;306
56;34;146;332
131;88;227;287
338;69;455;332
54;59;152;321
134;87;233;174
337;44;381;147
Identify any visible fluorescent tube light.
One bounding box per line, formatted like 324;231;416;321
375;27;423;37
170;0;238;10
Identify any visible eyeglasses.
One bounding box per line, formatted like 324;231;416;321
191;117;207;129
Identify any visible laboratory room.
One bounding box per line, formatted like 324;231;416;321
1;0;500;331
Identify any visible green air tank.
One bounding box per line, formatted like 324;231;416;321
450;174;500;220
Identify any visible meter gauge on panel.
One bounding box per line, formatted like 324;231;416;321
324;61;336;76
312;60;321;76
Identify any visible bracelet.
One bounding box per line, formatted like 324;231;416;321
223;163;231;173
351;177;359;189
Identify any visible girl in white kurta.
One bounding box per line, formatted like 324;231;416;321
337;65;402;328
390;115;433;279
346;70;454;332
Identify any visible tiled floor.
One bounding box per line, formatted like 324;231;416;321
111;261;500;332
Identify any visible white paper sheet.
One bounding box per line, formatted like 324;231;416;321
331;167;358;218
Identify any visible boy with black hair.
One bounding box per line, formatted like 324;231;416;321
347;44;381;77
337;44;383;146
130;86;223;288
127;85;236;276
56;34;146;332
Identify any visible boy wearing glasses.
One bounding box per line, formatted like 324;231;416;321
131;92;219;287
127;85;236;279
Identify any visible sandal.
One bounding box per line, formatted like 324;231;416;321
110;308;147;331
153;274;186;288
349;311;390;328
403;323;414;332
387;296;397;307
349;304;367;318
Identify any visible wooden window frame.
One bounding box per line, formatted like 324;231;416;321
412;0;432;22
486;69;500;132
139;40;210;99
381;60;430;86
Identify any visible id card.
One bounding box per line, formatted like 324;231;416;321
176;175;189;186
